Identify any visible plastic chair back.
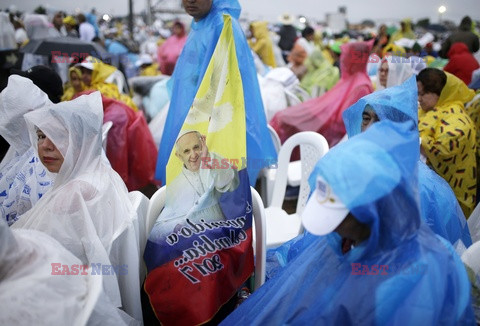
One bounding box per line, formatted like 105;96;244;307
270;131;329;215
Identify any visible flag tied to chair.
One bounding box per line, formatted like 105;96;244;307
144;15;253;325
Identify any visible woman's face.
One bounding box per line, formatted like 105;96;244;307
417;81;439;112
80;67;92;86
70;71;83;92
37;129;64;173
378;60;389;87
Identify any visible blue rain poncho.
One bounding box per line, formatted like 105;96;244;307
154;0;276;185
221;121;474;325
342;75;471;250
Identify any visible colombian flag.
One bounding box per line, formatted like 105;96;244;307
144;15;254;325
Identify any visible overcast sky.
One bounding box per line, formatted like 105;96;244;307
3;0;478;25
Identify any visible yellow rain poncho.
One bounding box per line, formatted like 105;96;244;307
419;72;476;216
300;49;339;96
249;21;276;68
390;18;416;43
61;67;85;101
85;57;138;111
140;63;160;76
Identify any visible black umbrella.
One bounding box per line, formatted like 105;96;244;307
20;36;107;61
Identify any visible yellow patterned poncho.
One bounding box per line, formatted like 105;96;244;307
419;72;476;216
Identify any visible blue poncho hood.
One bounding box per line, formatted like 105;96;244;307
221;121;474;325
341;75;471;249
155;0;276;185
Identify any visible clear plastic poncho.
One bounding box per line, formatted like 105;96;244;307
221;121;474;325
0;75;53;225
375;55;414;91
343;76;472;251
11;92;142;323
0;218;130;325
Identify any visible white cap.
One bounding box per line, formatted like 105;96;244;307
135;54;153;68
301;176;349;236
76;56;95;70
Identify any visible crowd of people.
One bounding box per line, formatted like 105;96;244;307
1;0;480;324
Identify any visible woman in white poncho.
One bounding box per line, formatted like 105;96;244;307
0;75;53;225
0;218;129;325
11;91;142;323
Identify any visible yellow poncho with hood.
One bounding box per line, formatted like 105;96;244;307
248;21;276;68
86;58;138;111
419;72;476;216
61;67;85;101
390;19;416;42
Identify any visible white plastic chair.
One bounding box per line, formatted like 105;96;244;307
128;191;149;280
101;121;113;152
264;131;329;248
261;127;329;206
145;186;266;290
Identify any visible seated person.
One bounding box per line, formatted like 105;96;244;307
61;66;85;101
0;75;53;225
248;21;277;68
11;91;142;323
375;56;414;91
0;219;127;325
343;76;472;251
149;130;239;242
76;56;138;111
417;68;477;216
221;121;474;324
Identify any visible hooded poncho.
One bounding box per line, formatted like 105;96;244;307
155;0;276;186
11;92;143;323
343;76;471;250
221;121;474;324
0;75;53;225
270;41;374;147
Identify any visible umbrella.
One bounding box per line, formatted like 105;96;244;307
20;36;107;61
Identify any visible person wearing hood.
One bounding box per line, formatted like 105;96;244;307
157;20;187;75
375;56;415;91
221;120;474;324
440;16;479;59
76;56;138;111
343;76;472;251
155;0;276;187
270;41;374;148
299;48;339;97
11;92;143;323
248;21;276;68
61;66;85;101
0;219;129;325
444;42;480;85
390;18;415;43
417;68;476;217
0;75;53;226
